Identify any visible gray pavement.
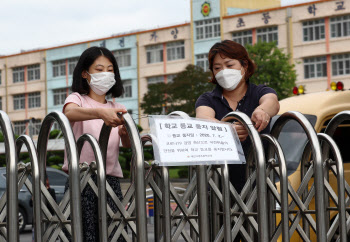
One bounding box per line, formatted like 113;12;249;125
20;223;190;241
20;180;190;241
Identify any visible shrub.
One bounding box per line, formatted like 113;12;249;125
122;169;130;179
178;167;188;178
47;156;64;167
49;129;63;139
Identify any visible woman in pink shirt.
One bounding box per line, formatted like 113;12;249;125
63;46;130;242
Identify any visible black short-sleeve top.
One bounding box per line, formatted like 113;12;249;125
195;82;277;192
195;82;277;121
195;82;277;153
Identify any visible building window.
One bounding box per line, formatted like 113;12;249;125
232;30;253;46
27;64;40;81
196;54;209;71
115;49;131;67
0;70;2;85
257;26;278;44
68;57;79;75
332;53;350;76
303;19;325;41
167;41;185;61
0;97;2;110
52;60;66;77
146;44;163;64
13;121;26;135
13;67;25;83
304;56;327;79
167;74;177;83
29;119;41;136
53;88;68;106
147;76;164;85
195;18;221;40
121;80;132;98
28;92;41;108
13;94;25;110
53;122;60;130
331;15;350;38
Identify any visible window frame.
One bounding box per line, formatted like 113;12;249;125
13;67;25;83
13;94;25;110
28;92;41;109
232;30;253;46
27;64;41;81
257;26;278;44
195;18;221;40
166;41;185;61
68;57;79;75
114;49;132;67
146;44;163;64
121;80;132;98
304;56;327;79
147;76;164;85
196;54;209;71
52;60;66;77
330;15;350;38
53;88;68;106
29;119;41;136
302;19;325;42
332;53;350;76
13;120;27;135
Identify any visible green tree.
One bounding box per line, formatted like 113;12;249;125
140;65;213;117
246;41;297;100
140;82;169;115
168;65;213;117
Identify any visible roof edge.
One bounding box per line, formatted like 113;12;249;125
1;22;190;59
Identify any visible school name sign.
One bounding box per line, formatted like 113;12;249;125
149;116;245;166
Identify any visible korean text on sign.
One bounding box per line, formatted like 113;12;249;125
149;116;245;166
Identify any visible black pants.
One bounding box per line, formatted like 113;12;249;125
63;174;127;242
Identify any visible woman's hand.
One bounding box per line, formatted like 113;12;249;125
118;125;131;148
251;107;270;132
233;122;249;142
98;108;127;127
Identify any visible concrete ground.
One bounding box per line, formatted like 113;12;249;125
20;180;191;241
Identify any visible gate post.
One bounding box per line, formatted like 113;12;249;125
197;165;210;241
37;111;83;241
271;111;326;241
222;111;269;242
100;113;147;241
0;111;18;242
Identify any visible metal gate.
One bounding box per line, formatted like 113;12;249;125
0;109;348;241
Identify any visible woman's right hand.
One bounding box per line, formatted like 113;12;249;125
98;108;127;127
233;122;248;142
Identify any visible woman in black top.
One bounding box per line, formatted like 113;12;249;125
195;40;280;193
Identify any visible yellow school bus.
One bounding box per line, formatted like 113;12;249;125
271;84;350;241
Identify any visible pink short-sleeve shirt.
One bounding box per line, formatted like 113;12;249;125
62;92;124;178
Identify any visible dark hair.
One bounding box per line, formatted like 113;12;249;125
208;40;256;84
72;46;124;97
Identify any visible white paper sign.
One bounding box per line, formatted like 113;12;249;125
149;116;245;166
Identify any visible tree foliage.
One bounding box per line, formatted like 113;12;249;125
246;41;297;100
140;65;213;117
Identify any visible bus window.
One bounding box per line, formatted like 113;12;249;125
270;114;317;176
321;121;350;163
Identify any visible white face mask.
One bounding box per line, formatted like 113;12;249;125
87;72;116;95
215;68;244;91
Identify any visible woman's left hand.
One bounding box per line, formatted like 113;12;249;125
251;107;270;132
118;125;131;148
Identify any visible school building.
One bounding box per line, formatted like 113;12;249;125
0;0;349;134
